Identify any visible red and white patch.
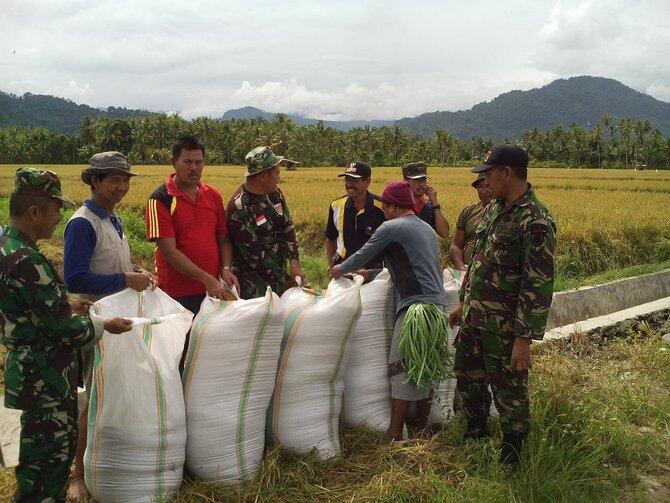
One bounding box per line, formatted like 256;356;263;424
255;213;267;226
274;202;284;215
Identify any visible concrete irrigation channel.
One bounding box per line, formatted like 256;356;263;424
2;269;670;467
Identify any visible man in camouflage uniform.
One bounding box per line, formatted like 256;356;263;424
449;144;556;467
0;168;132;502
227;146;305;299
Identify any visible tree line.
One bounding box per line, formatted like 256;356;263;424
0;113;669;169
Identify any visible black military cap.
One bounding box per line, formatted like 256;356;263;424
472;144;528;173
338;161;371;179
402;162;428;179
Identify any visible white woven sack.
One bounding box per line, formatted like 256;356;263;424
181;288;283;483
85;288;192;503
270;276;363;458
342;269;395;431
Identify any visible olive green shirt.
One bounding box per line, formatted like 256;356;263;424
455;202;486;265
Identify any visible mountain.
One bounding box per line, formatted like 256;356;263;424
221;106;394;131
395;76;670;139
0;92;154;134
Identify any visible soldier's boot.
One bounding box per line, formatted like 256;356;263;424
463;417;489;441
500;432;525;467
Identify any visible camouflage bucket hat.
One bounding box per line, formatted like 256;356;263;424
245;146;284;177
81;151;137;185
402;162;428;179
13;167;75;207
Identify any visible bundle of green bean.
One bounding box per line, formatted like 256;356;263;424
398;303;454;388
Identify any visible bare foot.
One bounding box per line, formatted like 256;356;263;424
67;473;90;503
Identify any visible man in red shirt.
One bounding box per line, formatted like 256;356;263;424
145;136;238;317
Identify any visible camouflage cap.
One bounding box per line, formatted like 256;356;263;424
81;151;137;184
245;146;285;177
472;171;487;188
13;167;75;207
402;162;428;179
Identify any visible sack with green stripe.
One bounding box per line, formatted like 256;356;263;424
342;269;395;432
84;288;193;503
269;276;363;459
182;287;283;482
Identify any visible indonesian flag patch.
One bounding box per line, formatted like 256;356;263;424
255;213;267;226
274;202;283;215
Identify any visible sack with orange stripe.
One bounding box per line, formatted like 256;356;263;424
181;287;284;483
268;276;363;459
84;288;193;503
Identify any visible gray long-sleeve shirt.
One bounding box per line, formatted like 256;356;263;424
340;214;445;313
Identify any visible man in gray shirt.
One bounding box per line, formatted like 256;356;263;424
330;181;446;440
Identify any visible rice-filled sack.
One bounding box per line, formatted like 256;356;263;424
182;287;283;483
269;276;363;458
85;288;192;503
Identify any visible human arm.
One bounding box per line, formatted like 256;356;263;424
338;223;393;274
219;234;240;293
426;186;450;238
277;189;300;261
324;205;339;266
449;228;467;271
326;239;337;266
514;219;556;341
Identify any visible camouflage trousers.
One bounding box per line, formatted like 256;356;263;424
454;325;530;436
14;402;77;503
238;271;288;300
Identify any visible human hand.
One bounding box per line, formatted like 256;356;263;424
70;299;92;316
125;272;152;292
354;269;370;282
140;269;157;290
204;275;226;300
289;259;305;285
221;268;240;294
426;185;438;205
329;265;343;279
448;302;463;328
511;337;531;372
103;317;133;333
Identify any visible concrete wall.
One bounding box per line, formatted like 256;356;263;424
547;269;670;329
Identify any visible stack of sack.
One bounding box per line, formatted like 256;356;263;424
85;288;192;503
342;269;395;432
269;276;363;458
182;287;284;483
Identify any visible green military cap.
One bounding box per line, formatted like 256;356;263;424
81;151;137;185
245;146;285;177
402;162;428;179
13;167;75;207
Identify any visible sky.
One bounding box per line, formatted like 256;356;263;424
1;0;668;121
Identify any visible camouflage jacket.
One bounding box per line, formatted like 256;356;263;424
0;226;101;410
460;185;556;340
226;185;300;297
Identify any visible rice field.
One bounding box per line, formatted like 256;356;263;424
1;164;670;284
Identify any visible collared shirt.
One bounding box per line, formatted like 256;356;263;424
460;184;556;340
0;226;99;410
64;199;128;296
413;195;436;230
325;192;385;268
145;174;228;297
226;184;299;299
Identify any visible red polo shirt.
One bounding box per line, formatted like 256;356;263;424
145;174;227;297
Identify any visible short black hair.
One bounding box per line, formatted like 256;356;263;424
9;187;57;217
509;164;527;181
172;135;205;160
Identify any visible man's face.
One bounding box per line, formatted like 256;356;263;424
344;176;370;198
475;179;493;205
92;174;131;207
484;166;508;199
260;166;281;193
36;198;63;240
172;148;204;188
382;201;399;220
406;177;427;199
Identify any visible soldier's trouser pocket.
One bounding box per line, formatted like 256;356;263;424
15;405;77;502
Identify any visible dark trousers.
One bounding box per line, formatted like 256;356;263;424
14;402;77;503
172;293;206;373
